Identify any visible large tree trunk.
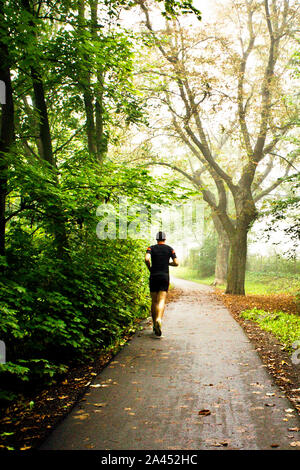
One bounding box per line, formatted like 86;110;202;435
214;232;230;285
211;213;230;285
0;3;14;258
225;189;257;295
225;228;248;295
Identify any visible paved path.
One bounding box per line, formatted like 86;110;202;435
40;278;300;450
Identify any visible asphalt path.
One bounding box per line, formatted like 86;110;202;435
40;277;300;450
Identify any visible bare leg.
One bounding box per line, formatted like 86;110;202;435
152;291;167;336
150;292;158;325
155;291;167;322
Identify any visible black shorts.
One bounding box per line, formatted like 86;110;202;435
149;273;169;292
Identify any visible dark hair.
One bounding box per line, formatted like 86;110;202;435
156;231;166;241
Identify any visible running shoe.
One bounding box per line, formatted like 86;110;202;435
154;319;162;336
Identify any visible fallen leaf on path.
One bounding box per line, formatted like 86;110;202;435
265;403;275;407
198;409;211;416
288;428;300;432
290;441;300;447
270;444;279;448
212;441;228;447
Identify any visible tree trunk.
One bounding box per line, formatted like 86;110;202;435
0;3;14;258
214;232;230;285
30;68;55;166
211;213;230;285
225;228;248;295
78;0;97;158
95;84;107;163
83;90;97;156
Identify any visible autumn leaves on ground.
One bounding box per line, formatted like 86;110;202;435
214;290;300;417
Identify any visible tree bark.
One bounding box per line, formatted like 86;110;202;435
0;2;14;258
214;231;230;285
30;68;55;166
211;213;229;285
78;0;97;158
226;228;248;295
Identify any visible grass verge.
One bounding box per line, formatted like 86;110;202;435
241;308;300;352
174;267;300;295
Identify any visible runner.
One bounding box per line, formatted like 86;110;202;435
145;231;178;336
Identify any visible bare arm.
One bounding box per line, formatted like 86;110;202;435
145;253;151;272
169;258;179;267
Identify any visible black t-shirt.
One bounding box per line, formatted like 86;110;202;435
146;244;177;276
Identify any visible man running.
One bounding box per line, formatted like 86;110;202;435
145;231;178;337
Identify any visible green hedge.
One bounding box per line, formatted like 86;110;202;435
0;236;150;404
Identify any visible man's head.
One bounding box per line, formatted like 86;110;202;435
156;231;166;243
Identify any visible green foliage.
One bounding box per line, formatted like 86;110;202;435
183;233;217;277
175;268;300;295
241;308;300;351
247;253;300;276
0;230;151;402
242;272;300;295
296;292;300;313
0;0;202;407
260;173;300;254
1;147;188;404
